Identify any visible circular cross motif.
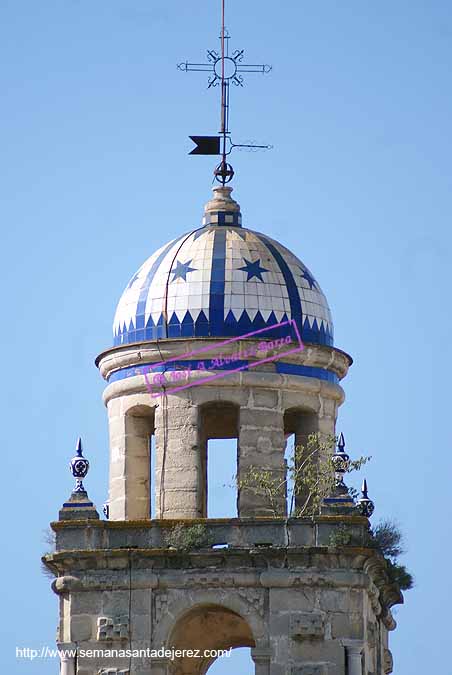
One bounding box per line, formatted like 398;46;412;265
71;457;89;478
214;161;235;184
331;453;349;473
214;57;237;79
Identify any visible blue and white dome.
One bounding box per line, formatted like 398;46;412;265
113;187;333;347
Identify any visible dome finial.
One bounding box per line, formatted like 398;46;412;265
203;185;242;227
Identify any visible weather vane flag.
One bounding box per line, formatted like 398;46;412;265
178;0;272;185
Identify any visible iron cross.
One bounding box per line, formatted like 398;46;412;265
178;0;271;185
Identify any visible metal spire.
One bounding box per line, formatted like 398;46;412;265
178;0;272;185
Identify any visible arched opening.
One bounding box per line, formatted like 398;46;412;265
207;647;254;673
283;408;318;515
200;402;239;517
168;604;255;675
123;404;155;518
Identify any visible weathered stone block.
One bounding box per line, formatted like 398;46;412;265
71;591;102;616
291;640;344;670
319;590;349;613
292;666;327;675
271;589;316;612
70;614;92;641
252;389;280;408
240;409;283;429
330;612;363;639
101;591;129;618
269;612;290;635
290;613;324;640
130;613;151;640
130;589;151;615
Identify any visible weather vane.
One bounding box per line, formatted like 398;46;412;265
178;0;272;185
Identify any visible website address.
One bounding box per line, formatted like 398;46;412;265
16;646;232;661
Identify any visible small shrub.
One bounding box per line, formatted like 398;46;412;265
329;525;353;547
386;561;414;590
165;523;212;552
369;519;405;558
238;433;370;518
41;557;56;580
365;520;414;591
329;520;414;592
41;528;57;579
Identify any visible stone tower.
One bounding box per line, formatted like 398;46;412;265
45;185;403;675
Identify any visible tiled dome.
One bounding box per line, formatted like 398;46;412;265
113;187;333;347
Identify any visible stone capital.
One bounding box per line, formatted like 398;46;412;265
341;639;364;655
57;642;77;661
251;646;273;662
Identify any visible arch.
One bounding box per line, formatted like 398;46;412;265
167;603;255;675
206;647;254;674
107;400;157;520
199;402;240;517
200;401;239;439
283;406;318;438
123;404;155;517
153;591;267;651
284;407;319;514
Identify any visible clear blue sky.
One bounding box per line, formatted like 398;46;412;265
1;1;451;673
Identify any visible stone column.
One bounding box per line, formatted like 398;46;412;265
343;640;364;675
238;406;286;517
108;400;153;520
291;411;319;513
58;642;76;675
317;393;338;440
154;397;203;518
251;647;272;675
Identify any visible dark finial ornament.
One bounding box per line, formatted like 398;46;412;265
331;432;350;483
214;160;235;184
357;479;375;517
70;437;90;493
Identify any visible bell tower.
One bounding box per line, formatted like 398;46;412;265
44;3;404;674
97;185;350;525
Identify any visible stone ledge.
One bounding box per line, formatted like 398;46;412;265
51;514;369;529
51;517;370;557
44;536;402;627
96;339;352;382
